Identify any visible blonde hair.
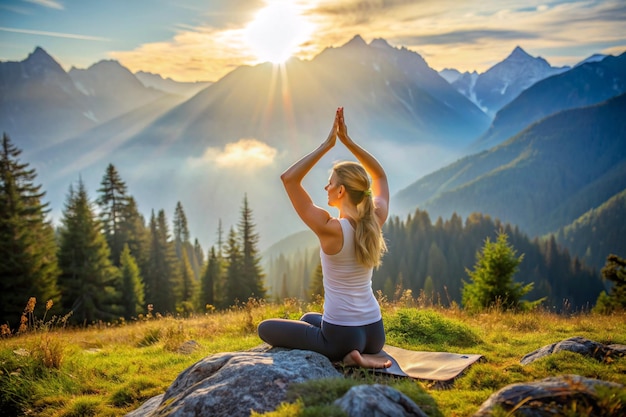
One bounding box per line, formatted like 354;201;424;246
333;161;387;268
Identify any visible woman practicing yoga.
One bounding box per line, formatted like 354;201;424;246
257;107;392;369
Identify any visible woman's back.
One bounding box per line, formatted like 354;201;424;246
321;218;380;326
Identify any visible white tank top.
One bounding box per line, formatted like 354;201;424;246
321;218;381;326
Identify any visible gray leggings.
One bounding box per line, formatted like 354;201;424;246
257;312;385;362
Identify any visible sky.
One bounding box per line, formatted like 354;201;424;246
1;0;625;82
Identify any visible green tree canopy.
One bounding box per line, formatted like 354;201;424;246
57;179;121;323
96;164;129;266
119;243;145;319
238;194;266;300
594;254;626;314
0;133;60;328
145;209;181;314
462;230;537;312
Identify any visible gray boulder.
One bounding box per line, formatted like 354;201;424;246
126;348;341;417
334;384;428;417
473;374;624;416
520;336;626;365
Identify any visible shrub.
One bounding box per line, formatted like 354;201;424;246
385;308;480;347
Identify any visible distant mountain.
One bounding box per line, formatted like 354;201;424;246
2;41;621;252
25;35;491;248
394;93;626;238
135;71;212;97
0;47;177;155
68;60;167;124
125;35;489;156
0;47;94;150
444;46;569;117
555;188;626;271
575;53;608;67
474;51;626;150
439;68;465;84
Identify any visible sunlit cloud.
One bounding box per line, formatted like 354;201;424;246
106;0;625;81
24;0;64;10
190;138;278;170
110;25;256;82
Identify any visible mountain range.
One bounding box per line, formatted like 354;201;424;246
1;38;625;267
440;46;570;117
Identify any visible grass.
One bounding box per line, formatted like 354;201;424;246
1;297;625;417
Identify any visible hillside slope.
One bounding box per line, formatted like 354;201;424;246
394;93;626;237
555;188;626;270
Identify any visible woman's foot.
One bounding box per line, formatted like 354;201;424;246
342;350;392;369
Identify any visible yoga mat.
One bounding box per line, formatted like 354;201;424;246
373;345;483;381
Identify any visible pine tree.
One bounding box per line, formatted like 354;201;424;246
308;262;324;301
177;250;197;314
212;220;228;305
200;246;219;309
145;210;180;314
173;201;190;245
57;179;121;323
119;244;144;318
194;238;205;267
238;194;266;299
0;133;60;328
224;226;244;307
120;196;150;281
461;230;533;312
173;201;200;279
594;254;626;313
96;164;129;266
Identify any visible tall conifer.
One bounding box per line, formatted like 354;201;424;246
0;133;60;328
238;194;266;299
119;244;144;318
224;226;244;307
57;179;121;323
96;164;129;266
145;210;180;314
200;246;219;309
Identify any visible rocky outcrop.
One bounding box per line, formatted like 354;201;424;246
126;348;342;417
520;336;626;365
473;374;624;416
127;337;625;417
334;384;428;417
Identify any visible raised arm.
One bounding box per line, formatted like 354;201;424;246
280;115;337;237
336;107;389;225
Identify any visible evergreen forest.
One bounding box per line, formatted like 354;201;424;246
1;134;265;329
266;211;606;312
0;131;619;330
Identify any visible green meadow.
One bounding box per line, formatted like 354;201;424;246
2;297;625;417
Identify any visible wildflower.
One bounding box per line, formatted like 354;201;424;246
24;297;36;314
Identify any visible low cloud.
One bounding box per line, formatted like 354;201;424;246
190;138;278;170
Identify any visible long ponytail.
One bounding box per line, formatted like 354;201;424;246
333;162;387;268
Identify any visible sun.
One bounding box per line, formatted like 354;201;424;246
244;1;313;64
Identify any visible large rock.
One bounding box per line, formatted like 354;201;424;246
126;348;341;417
334;384;428;417
473;374;624;416
520;336;626;365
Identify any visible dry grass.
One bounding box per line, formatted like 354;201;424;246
1;297;625;416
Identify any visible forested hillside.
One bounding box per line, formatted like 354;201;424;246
555;189;626;271
394;93;626;241
267;209;604;311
